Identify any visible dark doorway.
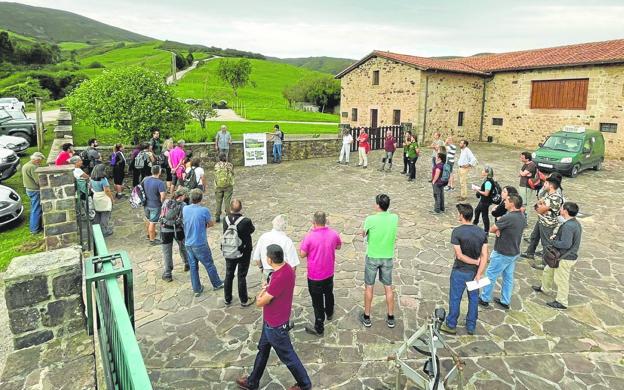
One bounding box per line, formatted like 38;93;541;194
370;109;378;128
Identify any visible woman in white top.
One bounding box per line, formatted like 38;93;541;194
185;157;207;192
338;128;353;164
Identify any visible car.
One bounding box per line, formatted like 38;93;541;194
0;97;25;112
532;126;605;177
0;147;20;182
0;108;38;146
0;184;24;228
0;135;30;154
4;109;28;120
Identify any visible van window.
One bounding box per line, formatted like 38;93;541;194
542;136;581;152
583;138;592;153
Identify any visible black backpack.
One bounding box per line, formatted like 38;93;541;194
490;180;502;204
183;168;199;189
80;149;93;170
279;130;284;141
159;199;184;229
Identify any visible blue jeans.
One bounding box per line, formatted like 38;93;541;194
26;190;42;233
480;251;519;305
273;143;282;162
185;244;222;292
446;268;478;332
247;323;311;390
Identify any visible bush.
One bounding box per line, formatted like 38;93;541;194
88;61;105;69
0;77;51;103
175;53;188;70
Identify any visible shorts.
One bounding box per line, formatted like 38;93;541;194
364;256;393;286
144;207;160;223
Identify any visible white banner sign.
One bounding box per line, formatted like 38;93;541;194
243;133;267;167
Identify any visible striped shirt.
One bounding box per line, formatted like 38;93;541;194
446;144;457;164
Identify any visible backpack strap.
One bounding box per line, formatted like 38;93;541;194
233;216;244;226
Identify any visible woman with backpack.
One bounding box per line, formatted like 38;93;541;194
160;187;190;282
162;138;174;194
90;163;114;237
129;144;142;187
110;143;126;199
184;157;206;191
473;165;496;233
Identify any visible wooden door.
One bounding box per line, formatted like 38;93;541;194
370;109;378;128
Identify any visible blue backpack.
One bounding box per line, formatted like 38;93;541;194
440;163;452;185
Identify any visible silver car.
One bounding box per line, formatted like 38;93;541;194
0;184;23;227
0;135;29;154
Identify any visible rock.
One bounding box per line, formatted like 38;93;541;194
5;276;50;310
506;355;564;383
14;330;53;350
8;308;41;334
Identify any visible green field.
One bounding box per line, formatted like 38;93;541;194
58;41;91;51
73;120;338;146
79;41;173;76
172;58;340;123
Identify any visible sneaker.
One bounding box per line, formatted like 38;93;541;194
407;178;414;182
183;264;189;272
478;298;490;307
386;315;396;328
520;252;535;260
241;296;256;307
439;323;457;335
546;300;567;310
149;239;162;246
531;263;545;270
304;325;323;336
466;329;476;336
224;300;232;307
326;314;333;321
359;312;372;327
194;286;204;297
161;275;173;282
288;385;304;390
531;285;543;293
494;297;510;310
362;165;368;169
235;376;253;390
213;283;224;291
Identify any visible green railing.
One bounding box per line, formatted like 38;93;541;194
85;225;152;390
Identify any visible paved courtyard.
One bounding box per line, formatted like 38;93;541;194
106;143;624;389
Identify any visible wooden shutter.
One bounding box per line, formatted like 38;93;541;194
530;79;588;110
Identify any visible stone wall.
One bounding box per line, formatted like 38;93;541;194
339;56;422;128
37;165;79;250
419;71;484;143
482;64;624;158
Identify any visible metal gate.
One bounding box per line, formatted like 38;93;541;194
348;125;404;152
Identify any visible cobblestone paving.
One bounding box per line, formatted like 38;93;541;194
106;143;624;389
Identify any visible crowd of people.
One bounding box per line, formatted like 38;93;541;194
25;125;584;390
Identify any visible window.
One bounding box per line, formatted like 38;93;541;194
530;79;588;110
351;108;358;121
372;70;380;85
341;112;348;118
393;110;401;125
457;111;464;127
492;118;503;126
600;123;617;133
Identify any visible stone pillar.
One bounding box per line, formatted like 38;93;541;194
36;165;79;250
3;246;85;350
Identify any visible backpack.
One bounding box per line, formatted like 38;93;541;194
134;151;148;170
183;168;199;189
528;170;547;191
160;199;184;229
215;164;233;188
490;180;503;204
439;163;452;185
279;130;284;141
221;216;244;259
110;152;117;167
80;149;93;170
129;180;146;208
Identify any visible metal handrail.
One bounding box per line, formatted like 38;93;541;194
85;225;152;390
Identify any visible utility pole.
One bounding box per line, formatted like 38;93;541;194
171;52;177;83
35;97;43;152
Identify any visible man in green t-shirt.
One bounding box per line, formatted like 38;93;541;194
359;194;399;328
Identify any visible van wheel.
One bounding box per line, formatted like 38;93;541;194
13;132;32;146
570;164;580;178
593;160;603;171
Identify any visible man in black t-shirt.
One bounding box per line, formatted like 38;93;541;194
519;152;537;206
441;204;488;336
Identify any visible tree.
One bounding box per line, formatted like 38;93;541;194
0;31;14;62
188;99;216;129
282;76;340;112
66;67;189;143
217;58;253;97
186;52;194;65
175;52;187;70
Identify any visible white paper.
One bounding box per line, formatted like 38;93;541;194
466;277;490;291
471;184;480;191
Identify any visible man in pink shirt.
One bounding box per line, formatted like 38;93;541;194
168;139;186;192
299;211;342;336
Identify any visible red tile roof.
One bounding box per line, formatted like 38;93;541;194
336;39;624;78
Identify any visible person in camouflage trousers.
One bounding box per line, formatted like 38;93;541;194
214;153;234;223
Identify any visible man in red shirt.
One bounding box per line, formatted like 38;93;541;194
380;130;396;171
237;245;311;390
357;128;370;168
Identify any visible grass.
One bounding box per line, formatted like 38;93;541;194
58;41;91;51
72;120;339;145
78;41;172;76
172;58;340;123
0;125;55;271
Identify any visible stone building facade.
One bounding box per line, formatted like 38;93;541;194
337;40;624;158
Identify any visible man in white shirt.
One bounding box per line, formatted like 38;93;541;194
338;129;353;165
456;140;477;201
253;214;300;276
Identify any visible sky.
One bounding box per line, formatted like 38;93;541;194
12;0;624;59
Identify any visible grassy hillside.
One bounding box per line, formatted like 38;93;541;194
268;56;356;75
0;2;152;43
173;58;340;122
78;41;173;77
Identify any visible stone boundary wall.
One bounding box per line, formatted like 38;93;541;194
47;109;73;166
37;165;79;250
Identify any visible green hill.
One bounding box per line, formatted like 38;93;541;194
267;56;356;75
173;58;339;122
0;2;152;43
78;41;173;77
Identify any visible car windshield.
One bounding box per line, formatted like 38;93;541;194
6;110;26;119
542;136;582;153
0;109;11;122
0;98;14;103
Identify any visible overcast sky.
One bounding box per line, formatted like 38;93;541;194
13;0;624;59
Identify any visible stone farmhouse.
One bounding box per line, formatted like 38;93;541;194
336;39;624;157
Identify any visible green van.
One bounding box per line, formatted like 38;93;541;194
532;126;605;177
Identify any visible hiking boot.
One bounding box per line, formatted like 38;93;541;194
326;314;333;321
531;285;543;293
161;275;173;282
494;297;510;310
304;325;323;336
235;377;255;390
224;300;232;307
478;298;489;307
386;315;396;328
546;301;567;310
359;312;372;327
194;286;204;297
439;323;456;335
520;252;535;260
241;296;256;307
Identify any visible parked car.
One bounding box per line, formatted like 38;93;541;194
532;126;605;177
0;97;26;112
0;108;37;146
4;109;28;120
0;148;20;182
0;135;29;154
0;184;24;228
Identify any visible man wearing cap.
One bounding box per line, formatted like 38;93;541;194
160;187;190;282
237;244;312;390
22;152;45;234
